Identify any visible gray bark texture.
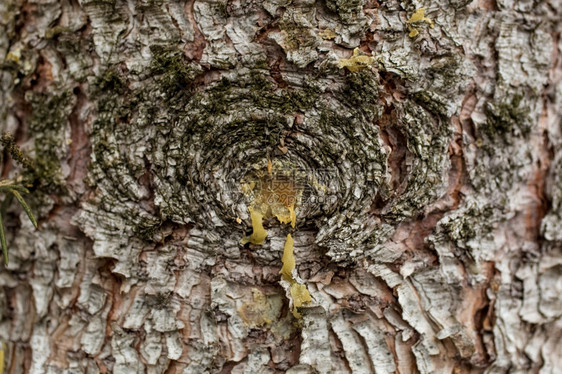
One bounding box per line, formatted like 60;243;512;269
0;0;561;373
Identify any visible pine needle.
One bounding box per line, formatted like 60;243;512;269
10;189;37;228
0;212;8;265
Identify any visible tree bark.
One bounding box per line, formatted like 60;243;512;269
0;0;561;373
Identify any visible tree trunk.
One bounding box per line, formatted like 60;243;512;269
0;0;561;373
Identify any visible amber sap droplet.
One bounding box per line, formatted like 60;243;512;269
242;162;299;244
280;234;312;318
248;207;267;245
280;233;295;281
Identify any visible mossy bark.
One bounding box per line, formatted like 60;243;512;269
0;0;561;373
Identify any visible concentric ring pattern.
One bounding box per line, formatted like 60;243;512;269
89;63;450;262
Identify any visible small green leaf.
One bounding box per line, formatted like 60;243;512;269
0;213;8;265
10;189;37;228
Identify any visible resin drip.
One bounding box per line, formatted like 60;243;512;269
280;234;312;318
248;207;267;245
280;233;296;282
0;342;4;374
242;161;300;244
241;161;311;317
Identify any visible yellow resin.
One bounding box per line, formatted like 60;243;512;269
288;205;296;228
408;29;419;37
242;160;301;245
290;283;312;312
407;8;434;38
280;234;295;281
408;8;434;26
275;204;296;228
249;207;267;244
240;161;311;318
0;342;4;374
280;234;312;318
338;48;375;72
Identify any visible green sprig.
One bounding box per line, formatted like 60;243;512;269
0;181;37;265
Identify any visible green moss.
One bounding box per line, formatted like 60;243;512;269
426;55;462;87
85;0;117;7
280;85;321;113
339;70;380;119
324;0;364;23
27;90;74;192
29;91;72;131
440;203;495;244
197;73;320;117
279;17;318;51
411;91;449;118
254;60;269;70
133;218;164;242
149;45;198;97
90;67;139;135
483;94;531;139
196;78;235;115
213;1;228;18
92;67;125;97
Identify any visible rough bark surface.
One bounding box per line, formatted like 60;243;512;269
0;0;561;373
